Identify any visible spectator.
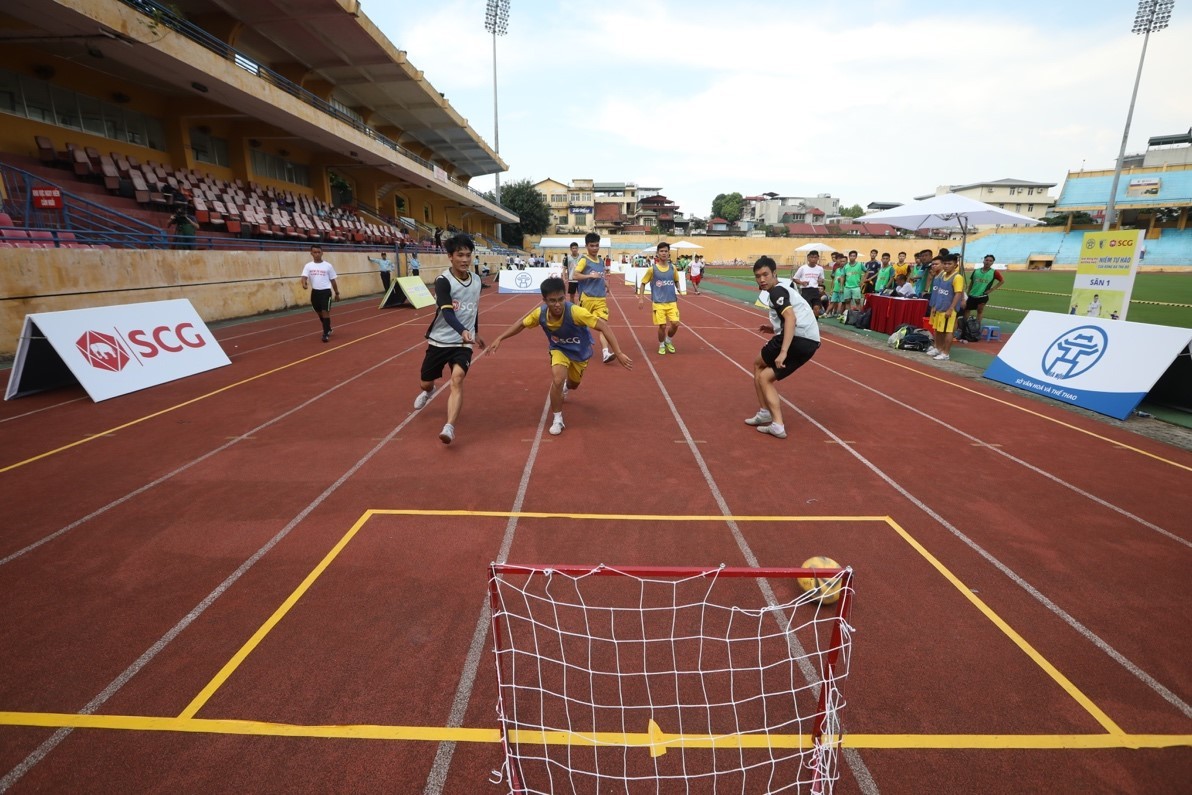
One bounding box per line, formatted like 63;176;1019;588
874;253;896;295
792;250;826;317
962;254;1004;330
893;273;916;298
370;251;394;292
926;254;965;361
840;250;865;313
863;249;880;294
167;207;197;250
409;252;421;277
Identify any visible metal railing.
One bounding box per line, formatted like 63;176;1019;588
116;0;512;214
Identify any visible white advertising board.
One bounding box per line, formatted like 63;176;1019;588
6;299;232;402
983;311;1192;420
498;267;564;294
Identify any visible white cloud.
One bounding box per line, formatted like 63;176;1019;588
365;0;1192;218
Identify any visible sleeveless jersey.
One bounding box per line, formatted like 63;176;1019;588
539;302;593;362
576;255;607;298
930;269;962;313
426;271;481;346
969;268;997;297
648;262;677;303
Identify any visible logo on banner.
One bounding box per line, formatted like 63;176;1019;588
514;272;533;289
76;331;130;372
1041;326;1108;379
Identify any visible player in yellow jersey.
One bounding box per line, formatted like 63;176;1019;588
637;241;681;354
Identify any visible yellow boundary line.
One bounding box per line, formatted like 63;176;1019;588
822;337;1192;473
0;316;427;475
0;712;1188;750
6;510;1186;751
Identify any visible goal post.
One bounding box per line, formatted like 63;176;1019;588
488;563;855;794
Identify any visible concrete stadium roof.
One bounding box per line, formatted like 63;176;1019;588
166;0;504;178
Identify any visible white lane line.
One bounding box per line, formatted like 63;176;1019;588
0;373;449;792
422;395;552;795
0;397;88;424
698;295;1190;548
605;290;881;795
681;308;1192;721
0;340;427;568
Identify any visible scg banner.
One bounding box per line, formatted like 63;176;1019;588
983;311;1192;420
6;299;231;402
1069;230;1141;320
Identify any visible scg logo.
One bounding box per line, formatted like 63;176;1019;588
76;330;130;372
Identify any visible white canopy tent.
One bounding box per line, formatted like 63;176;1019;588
536;236;612;249
795;242;835;253
858;194;1040;263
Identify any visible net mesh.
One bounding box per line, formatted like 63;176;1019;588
489;563;854;794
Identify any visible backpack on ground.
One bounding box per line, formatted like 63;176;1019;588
887;322;917;347
897;330;933;351
958;315;981;343
847;307;872;329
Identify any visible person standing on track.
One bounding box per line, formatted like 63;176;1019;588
688;255;703;295
745;257;820;440
300;244;339;343
413;234;486;445
638;241;681;355
565;241;581;300
489;276;632;436
573;231;616;363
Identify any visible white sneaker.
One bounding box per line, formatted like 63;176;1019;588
757;424;787;439
438;424;454;444
934;353;951;361
925;346;939;356
602;350;614;363
745;410;772;426
549;418;565;436
413;389;432;410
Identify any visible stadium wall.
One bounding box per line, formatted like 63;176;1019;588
0;249;503;357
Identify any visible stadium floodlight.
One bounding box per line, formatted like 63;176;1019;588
1103;0;1175;231
485;0;510;240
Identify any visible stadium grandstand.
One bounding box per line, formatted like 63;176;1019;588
0;0;519;354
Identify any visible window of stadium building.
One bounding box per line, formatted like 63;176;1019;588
250;150;310;186
189;127;230;167
0;67;165;150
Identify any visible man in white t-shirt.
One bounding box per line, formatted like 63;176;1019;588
1086;294;1102;317
792;250;827;317
300;245;340;342
688;255;704;294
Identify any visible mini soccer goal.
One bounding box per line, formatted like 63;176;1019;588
488;562;855;794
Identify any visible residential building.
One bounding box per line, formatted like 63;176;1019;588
534;178;686;234
915;178;1057;227
744;193;841;228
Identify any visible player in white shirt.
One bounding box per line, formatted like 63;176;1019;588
300;245;340;342
792;250;827;317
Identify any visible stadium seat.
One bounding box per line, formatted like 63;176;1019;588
0;213;14;227
29;230;56;247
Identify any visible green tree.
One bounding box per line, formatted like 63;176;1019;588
710;192;744;223
840;203;865;218
484;179;549;248
690;217;707;231
1041;211;1096;226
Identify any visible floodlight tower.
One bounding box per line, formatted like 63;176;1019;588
485;0;510;240
1103;0;1174;231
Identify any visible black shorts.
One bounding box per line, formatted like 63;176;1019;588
310;288;332;313
420;345;473;382
800;287;822;307
965;294;989;311
568;281;579;296
761;335;819;381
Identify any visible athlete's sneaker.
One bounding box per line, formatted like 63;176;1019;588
658;343;667;355
925;346;940;356
321;332;329;343
745;410;773;426
757;424;787;439
665;341;676;354
933;353;951;361
438;424;455;444
549;417;565;436
413;389;433;410
602;349;615;364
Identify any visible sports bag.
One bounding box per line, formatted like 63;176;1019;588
958;315;981;343
897;330;933;351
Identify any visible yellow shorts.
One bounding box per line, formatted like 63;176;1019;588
652;302;680;325
550;349;589;384
579;296;609;320
930;310;956;333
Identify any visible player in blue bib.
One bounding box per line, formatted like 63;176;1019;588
490;277;632;436
637;241;682;355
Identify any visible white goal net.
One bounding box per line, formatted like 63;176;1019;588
488;563;855;794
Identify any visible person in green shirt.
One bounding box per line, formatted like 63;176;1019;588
874;253;896;294
962;254;1004;330
840;250;865;312
824;253;844;317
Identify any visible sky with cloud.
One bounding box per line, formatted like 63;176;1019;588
365;0;1190;219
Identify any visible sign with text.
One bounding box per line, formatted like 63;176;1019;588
5;299;231;402
1069;229;1141;321
1126;177;1160;197
31;186;63;209
379;276;435;309
983;311;1192;420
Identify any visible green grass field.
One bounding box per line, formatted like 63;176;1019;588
705;268;1192;330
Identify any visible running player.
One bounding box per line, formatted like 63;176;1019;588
744;257;821;440
413;234;486;445
637;241;681;354
573;231;616;363
300;245;339;343
489;277;632;436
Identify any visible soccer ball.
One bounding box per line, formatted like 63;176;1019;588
797;556;843;605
